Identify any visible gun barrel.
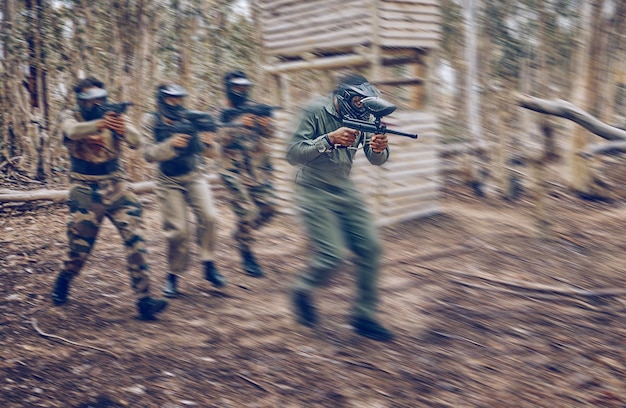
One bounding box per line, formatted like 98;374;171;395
343;118;418;139
387;128;418;139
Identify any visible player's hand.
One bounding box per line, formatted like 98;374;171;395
200;131;216;146
370;133;388;153
170;133;191;148
328;127;359;147
240;114;257;128
257;116;271;129
103;112;126;136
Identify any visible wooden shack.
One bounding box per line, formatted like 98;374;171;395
258;0;442;226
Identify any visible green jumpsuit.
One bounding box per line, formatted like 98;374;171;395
286;96;389;320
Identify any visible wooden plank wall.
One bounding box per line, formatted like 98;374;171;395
268;110;298;215
352;111;440;226
378;0;442;49
259;0;441;56
260;0;374;57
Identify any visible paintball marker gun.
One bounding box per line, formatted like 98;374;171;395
342;97;418;139
97;101;133;116
221;103;283;124
181;110;218;132
154;110;218;154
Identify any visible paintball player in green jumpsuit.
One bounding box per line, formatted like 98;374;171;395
286;73;394;341
218;71;277;277
142;83;225;298
50;77;168;320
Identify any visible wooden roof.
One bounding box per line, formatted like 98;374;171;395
259;0;441;58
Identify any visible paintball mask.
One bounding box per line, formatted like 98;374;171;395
157;83;188;120
224;70;252;108
76;87;108;121
335;78;381;121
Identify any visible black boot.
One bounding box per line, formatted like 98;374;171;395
351;317;394;342
51;272;72;305
292;289;317;327
204;261;226;287
137;296;168;320
241;249;264;277
162;274;179;298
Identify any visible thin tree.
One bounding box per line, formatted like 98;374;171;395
568;0;600;196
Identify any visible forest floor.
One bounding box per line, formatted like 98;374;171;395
1;171;626;408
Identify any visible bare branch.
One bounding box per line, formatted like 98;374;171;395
31;318;119;359
515;93;626;142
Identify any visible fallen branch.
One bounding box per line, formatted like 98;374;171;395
445;277;620;313
0;156;24;171
430;331;486;348
0;181;155;203
31;317;119;359
1;189;68;203
442;268;626;298
0;175;221;203
584;140;626;156
236;373;269;392
515;93;626;142
340;359;394;375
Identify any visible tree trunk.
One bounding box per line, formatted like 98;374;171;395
603;1;626;123
463;0;481;145
175;3;192;89
569;0;601;195
526;0;557;239
2;0;33;179
25;0;51;181
461;0;489;196
1;0;11;162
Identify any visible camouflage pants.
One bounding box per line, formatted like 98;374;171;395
220;172;276;252
61;179;151;299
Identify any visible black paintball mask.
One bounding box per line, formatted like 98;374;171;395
157;83;188;120
76;87;108;121
224;70;252;108
335;77;381;121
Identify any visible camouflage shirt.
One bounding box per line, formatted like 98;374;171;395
218;111;274;185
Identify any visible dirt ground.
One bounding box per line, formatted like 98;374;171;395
1;173;626;408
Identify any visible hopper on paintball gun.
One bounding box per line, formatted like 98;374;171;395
342;97;418;139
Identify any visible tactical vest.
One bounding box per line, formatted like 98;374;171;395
64;110;122;176
153;113;204;177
